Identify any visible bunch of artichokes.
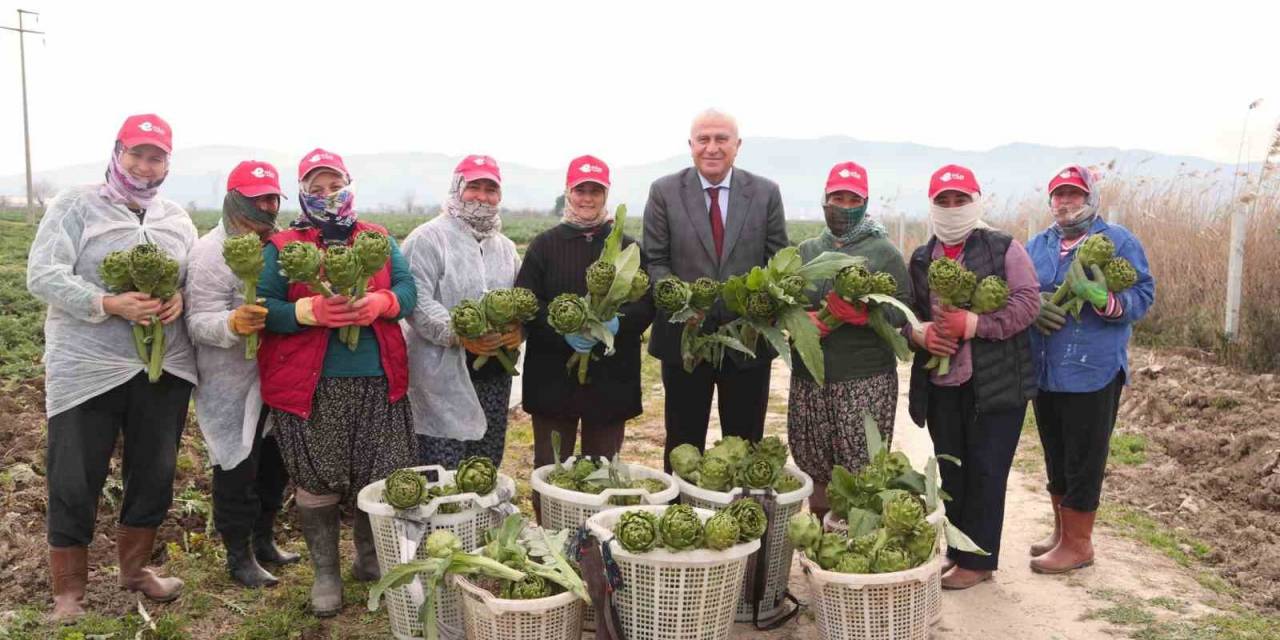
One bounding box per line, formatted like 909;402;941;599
98;243;180;383
668;435;802;494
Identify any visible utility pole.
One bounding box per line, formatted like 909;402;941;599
1224;99;1261;340
1;10;43;224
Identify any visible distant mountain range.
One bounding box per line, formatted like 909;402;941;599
0;137;1249;219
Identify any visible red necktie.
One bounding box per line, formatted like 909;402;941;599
707;187;724;257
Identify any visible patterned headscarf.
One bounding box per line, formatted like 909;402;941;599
820;201;887;246
1050;164;1100;240
444;172;502;241
100;141;167;210
293;171;357;244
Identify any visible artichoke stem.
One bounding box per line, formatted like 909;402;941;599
816;306;842;330
148;319;164;383
577;351;591;384
132;324;149;365
494;348;518;376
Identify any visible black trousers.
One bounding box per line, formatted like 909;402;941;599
212;410;291;543
46;372;192;547
1033;372;1124;512
925;382;1025;571
661;359;771;472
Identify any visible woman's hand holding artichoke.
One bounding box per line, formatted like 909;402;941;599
461;332;503;356
228;303;268;335
824;291;868;326
103;291;163;324
158;291;184;325
934;306;977;340
350;290;399;325
912;322;957;358
498;323;524;349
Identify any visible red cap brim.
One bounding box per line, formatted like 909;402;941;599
234;185;286;198
460;170;502;186
568;177;610;190
825;185;868;198
119;136;172;154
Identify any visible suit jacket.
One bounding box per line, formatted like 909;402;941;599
642;166;789;365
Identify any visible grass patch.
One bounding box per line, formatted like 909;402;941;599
1130;611;1280;640
1084;602;1157;626
1097;503;1213;567
1109;432;1148;466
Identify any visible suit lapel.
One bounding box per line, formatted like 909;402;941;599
680;169;718;264
721;170;753;264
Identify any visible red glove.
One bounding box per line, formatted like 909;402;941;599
807;310;832;339
935;307;978;340
912;322;958;357
297;295;359;328
825;291;868;326
351;290;399;326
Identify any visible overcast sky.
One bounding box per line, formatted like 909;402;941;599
0;0;1276;177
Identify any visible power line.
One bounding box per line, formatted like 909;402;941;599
1;9;45;224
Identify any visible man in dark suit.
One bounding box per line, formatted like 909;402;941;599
643;109;790;469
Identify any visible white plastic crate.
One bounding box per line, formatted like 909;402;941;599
453;571;585;640
675;464;812;622
531;456;677;630
799;551;942;640
585;505;760;640
823;503;945;625
357;465;516;640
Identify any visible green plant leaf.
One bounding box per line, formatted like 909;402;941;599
796;251;866;282
943;516;990;555
778;304;823;384
862;293;924;332
925;457;940;512
864;413;884;459
846;507;881;538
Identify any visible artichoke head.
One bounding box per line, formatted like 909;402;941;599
668;444;703;479
905;522;937;565
223;232;265;281
706;436;750;466
927;257;977;307
510;287;540;321
585;260;616;297
501;574;552;599
868;271;898;296
970;275;1010;314
696;455;733;492
779;274;806;299
1077;234;1116;268
773;472;803;494
627;269;651;303
882;494;926;535
279;241;325;287
873;546;912;573
450;299;489;340
834;553;872;574
547;293;589;334
481;288;518;326
726;498;767;542
352;231;391;276
658;504;705;551
322;244;363;294
570;457;598;482
817;532;850;570
99;250;135;293
382;468;428;509
755;436;789;469
833;264;873;300
786;512;822;550
427;483;463;514
616;510;661;553
703;511;742;550
745;290;777;320
737;453;780;489
425;530;463;559
689;277;721;310
652;276;691;314
1102;257;1137;292
455;456;498;495
127;243;168;295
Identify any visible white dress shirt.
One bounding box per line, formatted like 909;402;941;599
698;168;733;224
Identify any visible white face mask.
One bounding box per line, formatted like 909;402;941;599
929;200;989;245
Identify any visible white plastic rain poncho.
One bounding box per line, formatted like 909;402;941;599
185;221;267;469
27;185;199;417
400;214;519;439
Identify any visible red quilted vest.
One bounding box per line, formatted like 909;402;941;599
258;223;409;418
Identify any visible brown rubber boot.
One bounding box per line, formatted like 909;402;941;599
1030;494;1064;557
299;504;343;617
351;511;380;582
1030;507;1096;574
49;546;88;622
116;525;183;601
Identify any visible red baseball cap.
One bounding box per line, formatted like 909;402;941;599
825;161;869;198
226;160;285;198
456;155;501;185
297;148;349;182
117;114;173;154
1047;166;1091;195
566;155;610;189
928;164;981;199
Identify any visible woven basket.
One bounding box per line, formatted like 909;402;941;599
800;551;943;640
675;465;812;622
357;465;516;640
531;456;676;630
452;571;585;640
823;503;945;625
585;505;760;640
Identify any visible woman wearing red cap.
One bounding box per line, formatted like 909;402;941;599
186;160;299;588
1025;166;1154;574
28;113;196;619
402;155;523;469
515;155;654;522
905;164;1040;589
256;149;418;616
789;162;910;522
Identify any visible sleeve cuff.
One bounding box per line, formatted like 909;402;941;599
1103;293;1124;318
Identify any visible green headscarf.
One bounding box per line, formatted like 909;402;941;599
222;191;278;240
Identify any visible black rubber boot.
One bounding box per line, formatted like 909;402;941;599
225;531;279;588
253;511;301;565
351;511;381;582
